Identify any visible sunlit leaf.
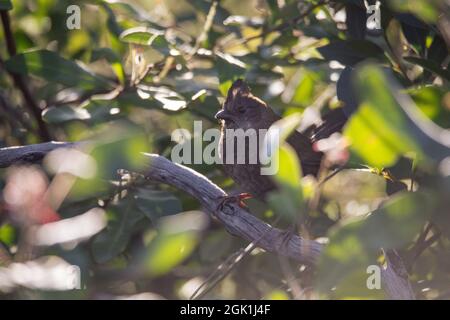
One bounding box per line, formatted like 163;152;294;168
145;212;207;275
265;290;289;300
91;48;126;85
120;27;169;54
344;65;424;168
136;85;187;111
408;86;450;128
268;144;304;222
347;65;450;168
0;223;15;246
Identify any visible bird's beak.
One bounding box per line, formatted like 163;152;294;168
215;110;233;121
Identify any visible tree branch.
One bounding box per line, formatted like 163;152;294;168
0;142;416;299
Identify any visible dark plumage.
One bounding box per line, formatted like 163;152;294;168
215;79;347;199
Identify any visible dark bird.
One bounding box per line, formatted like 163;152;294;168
215;79;347;200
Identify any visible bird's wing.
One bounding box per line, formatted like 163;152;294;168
310;108;348;143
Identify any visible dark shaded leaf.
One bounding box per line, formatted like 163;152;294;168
5;50;112;91
405;56;450;81
317;40;385;66
0;0;12;10
92;200;145;263
337;66;359;116
135;188;182;222
317;191;434;296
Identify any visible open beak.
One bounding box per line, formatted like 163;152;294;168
215;110;234;122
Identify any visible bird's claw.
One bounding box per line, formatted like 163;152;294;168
216;193;252;212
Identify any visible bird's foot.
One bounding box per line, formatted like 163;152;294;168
216;193;252;212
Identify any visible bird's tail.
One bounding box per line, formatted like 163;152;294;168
310;108;348;143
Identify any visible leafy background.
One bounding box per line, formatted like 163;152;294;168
0;0;449;299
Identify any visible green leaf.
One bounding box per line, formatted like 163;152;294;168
389;0;439;23
0;0;12;10
146;232;198;276
268;144;305;222
92;200;146;264
4;50;112;91
0;223;15;246
188;93;221;121
120;27;169;54
273;144;302;188
344;65;424;168
89;125;149;180
91;48;126;85
404;56;450;82
69;123;149;200
42;106;91;124
136;85;187;111
317;40;385;66
135;188;182;222
145;211;206;275
216;53;246;96
345;65;450;168
408;86;450;128
317;191;435;297
291;71;317;107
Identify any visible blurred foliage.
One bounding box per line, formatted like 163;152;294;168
0;0;449;300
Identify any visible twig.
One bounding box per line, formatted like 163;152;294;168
0;242;12;267
0;91;35;134
0;10;51;141
188;0;218;60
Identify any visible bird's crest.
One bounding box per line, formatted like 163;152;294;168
224;79;266;110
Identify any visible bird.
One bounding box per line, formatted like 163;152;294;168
215;79;347;202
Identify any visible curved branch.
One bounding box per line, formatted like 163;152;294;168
0;141;79;168
0;142;415;299
142;152;322;266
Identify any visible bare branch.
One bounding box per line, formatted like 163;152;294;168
0;142;416;299
0;142;79;168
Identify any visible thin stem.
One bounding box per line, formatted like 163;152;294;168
0;10;51;141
